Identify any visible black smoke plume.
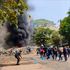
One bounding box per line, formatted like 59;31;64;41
6;13;29;47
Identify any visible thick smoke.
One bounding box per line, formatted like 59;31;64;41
6;13;29;47
17;13;29;46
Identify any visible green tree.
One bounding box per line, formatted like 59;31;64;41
59;10;70;47
33;27;53;47
0;0;28;27
51;31;63;47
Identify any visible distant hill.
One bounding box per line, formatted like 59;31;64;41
33;19;55;25
31;19;58;30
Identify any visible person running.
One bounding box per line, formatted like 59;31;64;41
52;47;57;60
36;48;40;55
15;50;22;65
67;47;70;57
40;48;45;58
58;48;63;61
47;47;52;59
63;47;68;61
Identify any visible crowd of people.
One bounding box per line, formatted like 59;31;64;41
37;46;70;61
0;46;70;65
14;45;70;65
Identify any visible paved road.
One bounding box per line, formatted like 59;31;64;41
0;54;70;70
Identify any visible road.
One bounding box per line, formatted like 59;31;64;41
0;54;70;70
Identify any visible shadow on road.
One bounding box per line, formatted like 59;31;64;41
0;61;35;67
0;64;17;67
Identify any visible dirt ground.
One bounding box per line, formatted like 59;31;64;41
0;53;70;70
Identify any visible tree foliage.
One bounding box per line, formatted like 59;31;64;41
33;27;63;47
51;31;62;47
33;27;53;47
0;0;28;26
59;10;70;45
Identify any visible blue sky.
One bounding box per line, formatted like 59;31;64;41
28;0;70;25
